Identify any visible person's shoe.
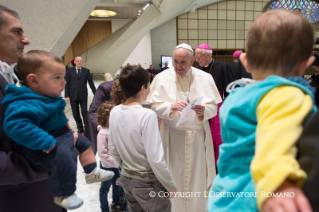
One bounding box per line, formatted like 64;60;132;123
85;167;115;184
54;193;83;210
111;202;127;212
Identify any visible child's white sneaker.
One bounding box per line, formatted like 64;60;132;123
54;193;83;210
85;167;115;184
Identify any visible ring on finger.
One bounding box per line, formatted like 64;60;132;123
179;106;183;109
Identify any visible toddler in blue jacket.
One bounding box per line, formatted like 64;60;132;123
2;50;114;210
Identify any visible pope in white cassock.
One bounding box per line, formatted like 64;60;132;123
147;43;222;212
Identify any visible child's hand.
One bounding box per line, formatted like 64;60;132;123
167;185;178;199
43;144;56;154
63;111;72;130
262;180;312;212
73;131;78;146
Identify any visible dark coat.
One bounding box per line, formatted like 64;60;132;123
197;59;235;98
237;60;252;79
228;61;238;79
228;60;252;80
64;67;96;100
298;110;319;212
0;74;65;212
84;81;114;154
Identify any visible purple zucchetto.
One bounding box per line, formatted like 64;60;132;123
233;50;242;58
197;43;212;50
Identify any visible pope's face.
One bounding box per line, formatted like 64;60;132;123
173;48;195;76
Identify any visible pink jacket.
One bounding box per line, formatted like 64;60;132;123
97;128;118;168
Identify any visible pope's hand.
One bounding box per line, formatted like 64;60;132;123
171;101;188;112
192;104;205;116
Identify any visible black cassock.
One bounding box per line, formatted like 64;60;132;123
197;59;235;98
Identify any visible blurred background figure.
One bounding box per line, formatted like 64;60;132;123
161;62;169;72
104;72;113;82
147;64;158;84
228;50;242;79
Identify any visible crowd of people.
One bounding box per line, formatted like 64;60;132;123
2;4;319;212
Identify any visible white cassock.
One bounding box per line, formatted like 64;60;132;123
147;67;222;212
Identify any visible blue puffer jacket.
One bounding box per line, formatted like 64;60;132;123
2;85;67;151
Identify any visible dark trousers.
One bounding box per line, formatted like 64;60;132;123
15;129;91;197
0;179;66;212
117;175;171;212
70;99;88;132
99;163;124;212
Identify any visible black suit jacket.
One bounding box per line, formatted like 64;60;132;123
228;61;238;79
64;67;96;100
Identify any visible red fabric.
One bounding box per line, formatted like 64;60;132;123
210;90;223;163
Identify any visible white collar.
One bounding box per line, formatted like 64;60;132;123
0;61;18;84
0;60;10;75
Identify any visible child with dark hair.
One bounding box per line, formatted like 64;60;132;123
97;101;126;212
2;50;114;210
109;65;177;212
209;10;316;212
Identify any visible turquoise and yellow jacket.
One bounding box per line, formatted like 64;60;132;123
208;75;316;211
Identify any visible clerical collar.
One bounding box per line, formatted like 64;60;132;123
204;58;213;68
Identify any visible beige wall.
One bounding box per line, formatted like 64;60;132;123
64;20;112;65
1;0;99;57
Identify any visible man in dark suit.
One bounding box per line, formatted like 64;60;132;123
0;5;65;212
65;56;96;134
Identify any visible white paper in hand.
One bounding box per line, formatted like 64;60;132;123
176;96;203;127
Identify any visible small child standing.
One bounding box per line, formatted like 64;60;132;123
97;101;126;212
109;65;177;212
208;10;316;212
2;50;114;210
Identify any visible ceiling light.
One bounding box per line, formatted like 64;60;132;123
143;3;150;11
90;9;118;17
139;10;141;12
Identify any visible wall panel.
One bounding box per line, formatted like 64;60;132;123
64;20;112;65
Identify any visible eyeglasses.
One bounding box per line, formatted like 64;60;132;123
195;53;207;60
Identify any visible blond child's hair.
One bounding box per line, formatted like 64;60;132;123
246;10;314;76
97;101;114;128
16;50;63;86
